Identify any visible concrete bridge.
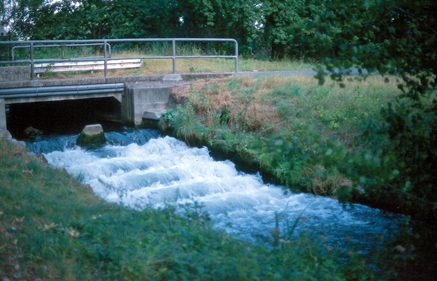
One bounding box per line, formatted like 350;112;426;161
0;72;233;139
0;38;239;139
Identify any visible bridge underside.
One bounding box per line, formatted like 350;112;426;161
3;92;122;105
6;97;123;137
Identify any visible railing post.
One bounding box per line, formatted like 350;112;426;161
61;45;65;59
106;42;111;58
235;40;239;73
11;46;15;66
172;40;176;74
30;43;34;80
104;40;108;77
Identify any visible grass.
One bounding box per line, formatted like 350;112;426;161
161;74;437;279
167;74;402;196
0;139;383;280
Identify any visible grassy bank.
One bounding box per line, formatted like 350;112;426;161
165;75;400;197
165;73;437;222
1;139;384;280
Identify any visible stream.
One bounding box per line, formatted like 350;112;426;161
25;128;405;254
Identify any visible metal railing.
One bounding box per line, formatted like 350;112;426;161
0;38;238;80
11;42;112;61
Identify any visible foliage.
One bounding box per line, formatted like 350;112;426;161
279;0;437;220
162;108;175;123
262;0;325;59
6;0;325;60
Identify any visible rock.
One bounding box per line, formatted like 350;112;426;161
27;152;48;163
10;138;26;149
143;111;163;121
0;129;12;140
76;124;106;149
24;126;43;136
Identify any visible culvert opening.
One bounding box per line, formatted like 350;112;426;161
7;97;122;138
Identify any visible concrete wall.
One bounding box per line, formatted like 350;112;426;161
0;98;12;139
122;81;184;125
0;99;6;130
0;72;233;89
0;66;31;82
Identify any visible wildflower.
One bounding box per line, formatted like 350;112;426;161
43;223;57;230
68;230;80;238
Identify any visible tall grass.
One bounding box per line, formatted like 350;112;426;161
169;74;401;195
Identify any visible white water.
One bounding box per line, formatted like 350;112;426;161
34;131;400;246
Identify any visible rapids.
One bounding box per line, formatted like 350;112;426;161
26;128;402;249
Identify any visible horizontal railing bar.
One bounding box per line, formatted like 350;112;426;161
0;60;32;64
11;43;110;49
0;38;237;45
175;55;236;59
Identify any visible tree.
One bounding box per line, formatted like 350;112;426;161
9;0;77;40
262;0;325;60
176;0;262;50
274;0;437;219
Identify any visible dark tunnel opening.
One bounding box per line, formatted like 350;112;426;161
7;97;123;138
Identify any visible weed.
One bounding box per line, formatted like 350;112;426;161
162;108;175;124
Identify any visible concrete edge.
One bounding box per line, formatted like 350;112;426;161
0;73;235;89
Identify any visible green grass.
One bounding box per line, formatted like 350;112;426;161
168;74;402;196
0;139;381;280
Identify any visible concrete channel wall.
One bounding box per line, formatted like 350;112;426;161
0;66;31;82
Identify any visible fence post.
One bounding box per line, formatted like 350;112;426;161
104;40;108;77
234;40;239;73
30;43;34;80
172;40;176;74
106;42;111;58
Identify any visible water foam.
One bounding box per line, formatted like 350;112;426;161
42;134;401;244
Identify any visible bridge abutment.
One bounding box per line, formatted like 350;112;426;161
122;81;185;126
0;99;12;139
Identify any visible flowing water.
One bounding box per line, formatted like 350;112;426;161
26;128;403;253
